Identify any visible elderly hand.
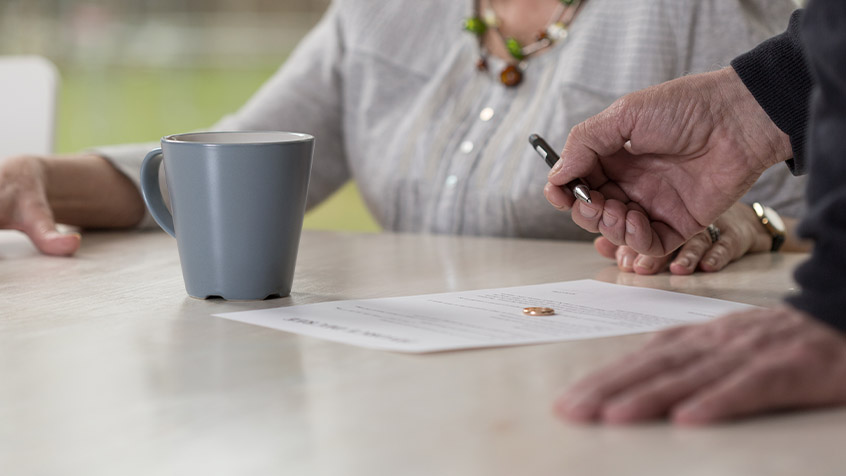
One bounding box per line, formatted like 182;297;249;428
595;202;772;275
0;155;81;255
554;306;846;425
545;67;792;257
0;154;145;256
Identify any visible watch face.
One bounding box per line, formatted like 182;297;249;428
764;205;785;231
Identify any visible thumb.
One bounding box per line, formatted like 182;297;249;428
18;203;81;256
554;98;635;184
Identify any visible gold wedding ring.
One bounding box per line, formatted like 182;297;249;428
522;307;555;316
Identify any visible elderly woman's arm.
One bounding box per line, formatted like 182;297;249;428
93;1;351;227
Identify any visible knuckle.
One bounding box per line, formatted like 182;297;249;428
717;234;737;253
710;242;731;260
781;340;823;364
647;326;687;346
687;233;711;254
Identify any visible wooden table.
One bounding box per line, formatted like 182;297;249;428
1;229;843;476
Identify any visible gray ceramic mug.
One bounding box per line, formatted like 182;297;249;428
140;131;314;300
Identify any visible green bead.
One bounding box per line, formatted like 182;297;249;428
463;17;487;36
560;0;576;5
505;38;524;60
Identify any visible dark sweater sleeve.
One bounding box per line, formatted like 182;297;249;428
730;10;813;175
784;0;846;333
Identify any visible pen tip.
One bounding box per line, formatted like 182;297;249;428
574;186;592;204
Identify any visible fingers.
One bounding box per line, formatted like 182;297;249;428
670;360;784;425
595;237;665;274
668;232;713;275
547;184;681;257
594;238;641;273
569;194;644;251
672;341;846;425
596;199;629;245
569;191;606;234
604;224;745;276
698;229;741;272
17;200;81;256
600;352;743;423
631;253;671;275
555;308;846;426
623;209;680;256
593;236;618;260
554;339;706;422
616;246;638;273
544;182;576;212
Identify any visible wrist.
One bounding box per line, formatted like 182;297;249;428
714;67;793;173
43;154;145;228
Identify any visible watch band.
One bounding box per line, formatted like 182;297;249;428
770;230;786;253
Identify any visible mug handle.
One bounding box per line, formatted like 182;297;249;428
140;148;176;237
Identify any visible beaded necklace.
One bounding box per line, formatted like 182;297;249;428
464;0;583;87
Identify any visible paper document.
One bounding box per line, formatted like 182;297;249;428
214;280;756;353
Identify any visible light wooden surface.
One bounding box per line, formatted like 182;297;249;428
1;229;843;476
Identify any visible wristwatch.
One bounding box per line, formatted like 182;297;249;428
752;202;786;252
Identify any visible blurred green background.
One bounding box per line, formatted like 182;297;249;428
55;66;380;232
3;0;379;232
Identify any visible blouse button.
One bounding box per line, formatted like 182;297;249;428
460;140;474;154
479;107;494;122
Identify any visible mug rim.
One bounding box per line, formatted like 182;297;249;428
163;131;314;145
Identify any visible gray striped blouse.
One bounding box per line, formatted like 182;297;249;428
101;0;805;239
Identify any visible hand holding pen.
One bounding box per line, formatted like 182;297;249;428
529;134;591;204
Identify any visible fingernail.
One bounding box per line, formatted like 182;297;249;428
602;212;618;228
580;203;599;219
634;255;652;270
48;231;81;240
548;159;563;176
705;257;717;267
621;255;632;269
675;256;690;268
626;219;637;234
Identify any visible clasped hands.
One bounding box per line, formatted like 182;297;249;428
545;67;846;424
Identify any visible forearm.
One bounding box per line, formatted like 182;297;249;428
42;154;145;228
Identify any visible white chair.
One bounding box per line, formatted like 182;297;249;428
0;55;60;157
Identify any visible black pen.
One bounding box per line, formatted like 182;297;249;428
529;133;592;204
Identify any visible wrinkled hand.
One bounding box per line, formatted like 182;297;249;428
0;155;81;255
595;202;771;275
554;306;846;425
545;67;792;257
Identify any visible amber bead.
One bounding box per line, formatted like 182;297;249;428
500;65;523;87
